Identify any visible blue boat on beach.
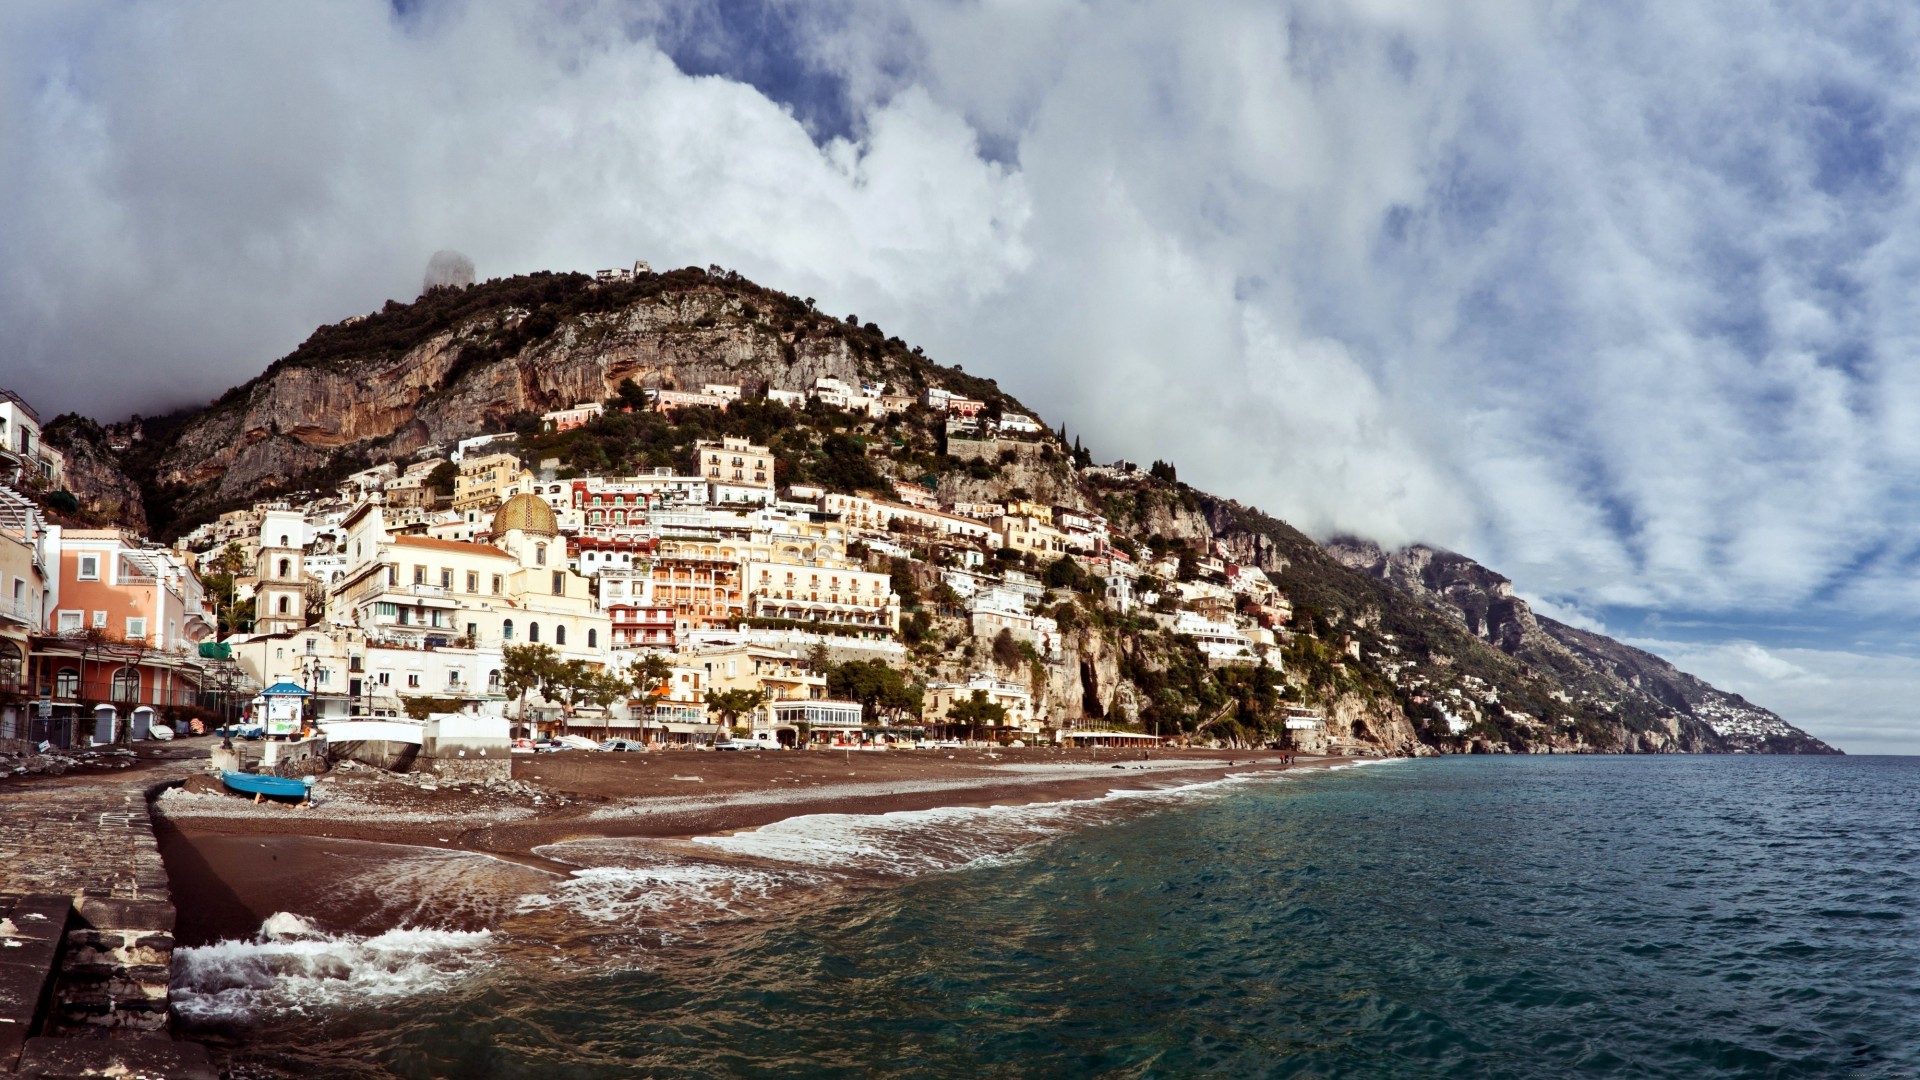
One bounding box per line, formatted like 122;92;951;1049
221;770;312;802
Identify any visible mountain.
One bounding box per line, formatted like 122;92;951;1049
1323;540;1837;754
46;262;1836;754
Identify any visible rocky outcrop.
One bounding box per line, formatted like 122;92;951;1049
39;416;147;530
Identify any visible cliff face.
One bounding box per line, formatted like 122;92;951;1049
157;278;897;512
80;263;1831;756
39;416;147;531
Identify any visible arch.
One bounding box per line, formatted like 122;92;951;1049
279;534;289;547
277;596;291;614
487;669;501;692
587;628;597;649
111;666;141;705
502;619;515;641
528;623;540;643
555;625;567;646
55;667;78;699
277;557;291;577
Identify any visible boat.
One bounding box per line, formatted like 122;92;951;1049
221;770;312;802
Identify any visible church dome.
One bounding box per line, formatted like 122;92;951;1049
491;493;559;538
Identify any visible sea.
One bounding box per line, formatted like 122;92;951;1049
173;756;1919;1078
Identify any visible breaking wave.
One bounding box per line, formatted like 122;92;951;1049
508;772;1295;929
171;912;492;1021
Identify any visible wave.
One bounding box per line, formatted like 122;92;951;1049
171;912;493;1022
690;769;1294;874
517;846;823;924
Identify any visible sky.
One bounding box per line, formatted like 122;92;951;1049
3;0;1918;751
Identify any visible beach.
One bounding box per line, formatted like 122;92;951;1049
150;744;1348;947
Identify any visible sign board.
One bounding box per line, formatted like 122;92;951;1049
262;694;303;736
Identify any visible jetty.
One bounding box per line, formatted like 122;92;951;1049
0;739;216;1078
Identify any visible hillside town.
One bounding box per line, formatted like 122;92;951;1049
0;377;1312;754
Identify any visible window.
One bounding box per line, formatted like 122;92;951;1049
377;671;390;685
375;602;398;617
277;596;291;614
306;637;317;654
92;610;108;628
492;575;503;595
350;656;364;673
467;572;479;593
448;670;462;686
587;628;597;649
502;619;514;641
387;565;397;586
466;623;477;643
414;566;426;585
277;558;291;578
553;571;564;595
280;534;290;547
55;668;78;698
407;673;421;688
441;569;453;588
528;623;540;643
488;669;501;692
111;666;140;704
78;554;99;581
0;640;20;693
57;610;82;633
555;625;566;646
536;544;547;566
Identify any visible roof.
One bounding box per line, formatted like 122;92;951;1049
392;535;511;558
492;492;560;537
260;681;311;697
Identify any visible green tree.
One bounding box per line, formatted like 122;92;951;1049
425;460;459;499
705;686;767;734
944;690;1006;741
501;642;558;737
828;659;922;722
582;667;633;742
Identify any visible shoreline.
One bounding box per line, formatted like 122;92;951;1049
151;747;1363;944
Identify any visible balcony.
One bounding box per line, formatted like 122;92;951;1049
0;596;31;626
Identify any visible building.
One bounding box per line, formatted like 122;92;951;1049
598;569;675;650
452;452;534;512
997;412;1044;436
252;509;309;635
819;493;1000;548
697;437;774;505
648;388;731;413
701;383;743;402
328;496;609;660
542;403;604;432
0;389;62;489
924;674;1038;738
0;488;48;737
743;559;899;637
1172;611;1259;664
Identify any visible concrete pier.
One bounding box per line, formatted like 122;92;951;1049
0;742;217;1078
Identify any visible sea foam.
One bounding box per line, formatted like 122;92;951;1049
171;912;492;1021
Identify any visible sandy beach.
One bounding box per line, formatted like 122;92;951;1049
149;745;1354;945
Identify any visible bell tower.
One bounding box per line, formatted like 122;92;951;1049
254;509;308;635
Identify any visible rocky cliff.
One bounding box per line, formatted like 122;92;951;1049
39;415;147;531
1323;539;1837;754
64;263;1832;755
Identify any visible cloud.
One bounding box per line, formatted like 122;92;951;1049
6;0;1920;747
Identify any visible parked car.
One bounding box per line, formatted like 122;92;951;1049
599;738;644;752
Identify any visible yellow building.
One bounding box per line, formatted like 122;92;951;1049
329;496;609;658
452;452;535;512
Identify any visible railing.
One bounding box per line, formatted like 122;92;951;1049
0;596;30;624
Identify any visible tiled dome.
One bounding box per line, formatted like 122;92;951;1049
491;493;559;538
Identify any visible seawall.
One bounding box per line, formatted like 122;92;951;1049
0;743;216;1078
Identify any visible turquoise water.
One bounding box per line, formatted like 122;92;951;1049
190;757;1920;1078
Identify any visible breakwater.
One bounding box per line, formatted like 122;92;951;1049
0;743;214;1077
